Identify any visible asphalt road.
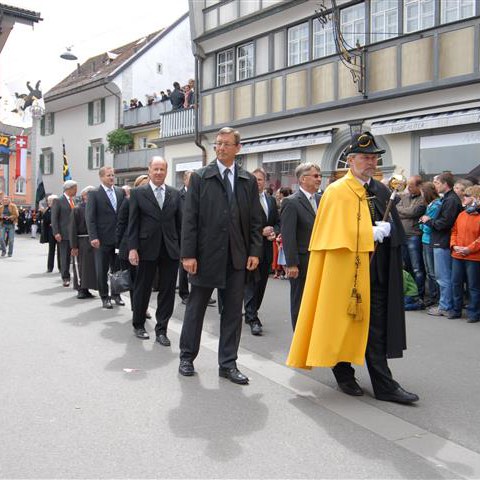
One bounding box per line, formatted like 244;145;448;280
1;236;480;479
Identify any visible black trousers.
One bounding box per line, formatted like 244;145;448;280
180;263;245;369
333;285;399;395
94;245;117;298
178;262;189;300
244;256;270;323
47;238;60;272
119;258;136;310
289;252;309;330
132;244;178;335
58;240;71;281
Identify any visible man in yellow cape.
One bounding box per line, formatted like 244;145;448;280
287;132;419;405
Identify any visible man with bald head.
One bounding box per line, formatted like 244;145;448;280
128;156;182;345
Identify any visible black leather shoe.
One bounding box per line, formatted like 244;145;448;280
219;367;249;385
112;295;125;306
337;379;364;396
179;360;195;376
84;290;94;298
250;319;263;336
375;386;419;404
77;290;88;299
467;318;480;323
207;298;216;306
133;328;150;339
156;334;171;346
102;298;113;309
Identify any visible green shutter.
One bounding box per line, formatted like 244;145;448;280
100;99;105;123
88;102;93;125
39;154;44;173
88;146;93;169
50;153;54;174
100;144;105;167
40;117;45;136
50;113;55;134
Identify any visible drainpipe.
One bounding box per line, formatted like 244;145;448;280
193;46;207;166
104;83;122;128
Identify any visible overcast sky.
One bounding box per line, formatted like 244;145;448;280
0;0;190;97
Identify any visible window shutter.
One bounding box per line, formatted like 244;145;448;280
100;144;105;167
40;117;45;136
50;153;54;174
39;154;44;173
100;99;105;123
50;113;55;134
88;102;93;125
88;146;93;169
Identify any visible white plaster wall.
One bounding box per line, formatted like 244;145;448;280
384;132;413;176
164;141;203;185
38;95;117;195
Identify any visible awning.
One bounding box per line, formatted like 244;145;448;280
240;130;332;154
371;108;480;135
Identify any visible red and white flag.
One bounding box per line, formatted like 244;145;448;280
15;135;28;179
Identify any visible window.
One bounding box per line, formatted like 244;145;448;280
371;0;399;42
441;0;475;24
237;43;254;80
88;99;105;125
288;22;309;66
40;112;55;136
15;177;26;194
139;137;148;149
88;142;105;170
240;0;259;16
313;18;335;59
40;149;54;175
217;48;234;85
341;3;366;47
404;0;435;33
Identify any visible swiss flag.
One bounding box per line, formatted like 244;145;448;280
15;135;28;179
16;136;28;149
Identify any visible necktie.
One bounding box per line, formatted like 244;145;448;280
364;183;375;224
69;198;74;209
107;188;117;211
260;193;268;216
155;187;164;209
309;195;317;214
223;169;233;203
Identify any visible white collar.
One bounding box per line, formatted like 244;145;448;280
299;187;315;200
150;180;164;192
101;183;114;192
216;159;235;177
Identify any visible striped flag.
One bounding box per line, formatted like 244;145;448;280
62;141;72;181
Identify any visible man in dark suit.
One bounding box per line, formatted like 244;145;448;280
86;166;125;309
281;163;322;329
179;127;263;384
52;180;78;287
128;157;182;346
243;168;280;335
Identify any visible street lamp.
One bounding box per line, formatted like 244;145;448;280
60;46;78;61
348;120;364;137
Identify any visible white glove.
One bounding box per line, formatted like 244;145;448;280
373;221;391;243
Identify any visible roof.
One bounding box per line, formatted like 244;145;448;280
0;3;42;22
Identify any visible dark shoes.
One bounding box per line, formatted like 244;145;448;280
207;297;216;306
375;386;419;404
179;360;195;376
77;290;92;299
181;296;189;305
102;297;113;309
249;319;263;336
112;295;125;306
134;328;150;339
337;379;364;396
467;318;480;323
447;311;462;319
219;367;249;385
156;333;171;346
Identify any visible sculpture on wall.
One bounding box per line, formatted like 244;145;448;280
12;80;42;113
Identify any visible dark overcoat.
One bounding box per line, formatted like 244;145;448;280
369;179;407;358
181;160;263;289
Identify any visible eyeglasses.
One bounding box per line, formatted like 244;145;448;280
214;142;237;148
303;174;322;179
464;194;472;198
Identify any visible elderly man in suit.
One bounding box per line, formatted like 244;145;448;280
128;157;182;346
86;166;125;309
281;163;322;329
52;180;78;287
243;167;280;335
179;127;263;384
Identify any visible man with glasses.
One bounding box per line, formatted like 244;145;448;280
281;163;322;329
287;132;419;405
179;127;263;384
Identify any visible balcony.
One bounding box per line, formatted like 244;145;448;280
160;108;195;138
114;147;164;171
123;102;172;127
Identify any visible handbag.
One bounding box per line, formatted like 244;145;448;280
109;269;131;295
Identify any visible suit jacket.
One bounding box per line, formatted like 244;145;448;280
51;195;73;239
259;193;280;265
181;160;263;289
281;190;321;267
128;183;182;261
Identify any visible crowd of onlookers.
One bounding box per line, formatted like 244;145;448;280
124;79;196;112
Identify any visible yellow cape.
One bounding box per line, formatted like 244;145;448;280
286;170;375;369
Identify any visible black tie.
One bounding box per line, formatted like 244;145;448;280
364;183;375;224
223;169;233;204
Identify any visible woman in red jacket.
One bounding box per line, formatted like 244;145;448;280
450;185;480;322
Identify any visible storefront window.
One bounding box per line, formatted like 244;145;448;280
263;160;299;192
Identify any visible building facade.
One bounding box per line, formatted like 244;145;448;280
189;0;480;189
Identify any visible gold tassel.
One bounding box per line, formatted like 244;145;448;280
347;288;358;316
354;293;363;322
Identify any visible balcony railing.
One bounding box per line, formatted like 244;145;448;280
114;147;164;171
160;108;195;138
123;101;172;127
